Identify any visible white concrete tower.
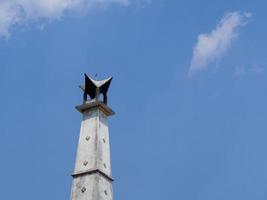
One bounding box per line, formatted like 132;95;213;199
70;74;115;200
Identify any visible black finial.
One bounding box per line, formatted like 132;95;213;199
81;73;112;105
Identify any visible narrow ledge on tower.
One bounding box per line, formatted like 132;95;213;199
75;100;115;116
72;168;114;182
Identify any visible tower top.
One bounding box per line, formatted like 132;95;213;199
76;73;115;116
79;73;112;105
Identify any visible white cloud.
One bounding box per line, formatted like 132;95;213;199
0;0;135;38
188;11;251;77
0;2;23;38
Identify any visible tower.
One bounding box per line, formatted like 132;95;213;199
70;74;115;200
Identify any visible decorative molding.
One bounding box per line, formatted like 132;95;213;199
72;168;114;182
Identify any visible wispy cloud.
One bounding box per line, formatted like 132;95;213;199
234;64;264;77
0;2;22;38
251;64;264;74
0;0;143;39
188;11;251;77
234;65;246;77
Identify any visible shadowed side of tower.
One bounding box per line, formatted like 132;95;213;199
70;74;115;200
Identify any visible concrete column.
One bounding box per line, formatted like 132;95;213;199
70;101;115;200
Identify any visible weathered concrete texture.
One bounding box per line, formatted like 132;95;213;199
70;103;113;200
71;174;113;200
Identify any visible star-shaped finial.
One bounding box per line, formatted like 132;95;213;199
79;73;112;104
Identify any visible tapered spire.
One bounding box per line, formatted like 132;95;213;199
70;74;115;200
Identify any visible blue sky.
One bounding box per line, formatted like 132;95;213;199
1;0;267;199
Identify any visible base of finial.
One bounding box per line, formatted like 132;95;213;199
75;100;115;116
